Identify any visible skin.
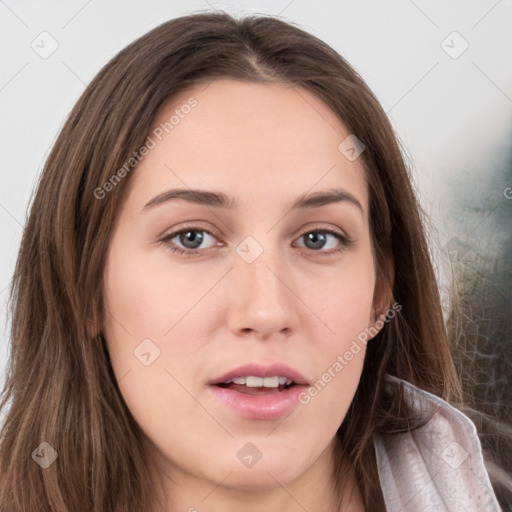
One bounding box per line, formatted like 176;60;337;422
102;79;387;512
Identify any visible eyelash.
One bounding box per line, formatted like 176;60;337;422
160;225;352;257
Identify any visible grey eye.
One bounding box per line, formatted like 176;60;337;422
296;231;340;251
170;230;217;250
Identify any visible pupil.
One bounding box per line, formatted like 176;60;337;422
305;232;326;250
180;230;203;249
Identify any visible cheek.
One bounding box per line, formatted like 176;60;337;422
101;241;223;417
102;239;220;343
299;248;375;422
101;244;215;454
309;246;376;346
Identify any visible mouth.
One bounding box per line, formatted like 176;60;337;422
208;363;310;420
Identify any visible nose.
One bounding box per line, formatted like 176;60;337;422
226;245;298;341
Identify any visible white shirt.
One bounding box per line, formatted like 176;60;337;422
374;375;502;511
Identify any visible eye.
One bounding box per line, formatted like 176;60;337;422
294;229;350;254
160;226;351;257
161;228;220;256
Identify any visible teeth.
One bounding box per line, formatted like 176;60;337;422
224;376;293;388
248;376;271;387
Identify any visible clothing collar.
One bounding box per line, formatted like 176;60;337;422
373;374;501;511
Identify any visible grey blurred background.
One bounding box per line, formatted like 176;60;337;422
0;0;511;484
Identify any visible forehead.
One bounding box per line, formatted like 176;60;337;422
125;79;368;214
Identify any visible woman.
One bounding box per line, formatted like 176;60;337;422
0;12;504;512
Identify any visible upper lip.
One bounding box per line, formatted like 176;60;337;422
209;363;309;386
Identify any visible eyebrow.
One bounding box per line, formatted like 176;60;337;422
142;187;364;214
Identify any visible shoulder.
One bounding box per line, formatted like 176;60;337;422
373;374;502;512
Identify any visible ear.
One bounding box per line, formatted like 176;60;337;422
369;256;394;338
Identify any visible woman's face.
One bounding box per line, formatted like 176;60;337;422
103;79;382;505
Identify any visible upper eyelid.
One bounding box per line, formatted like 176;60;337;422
161;225;350;249
162;225;218;241
162;223;349;239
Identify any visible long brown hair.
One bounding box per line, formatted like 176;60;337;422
0;12;463;511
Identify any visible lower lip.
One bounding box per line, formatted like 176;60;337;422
208;384;307;420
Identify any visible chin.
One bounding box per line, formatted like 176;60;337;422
203;445;310;491
223;463;301;491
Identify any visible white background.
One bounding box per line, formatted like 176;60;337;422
1;0;511;385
